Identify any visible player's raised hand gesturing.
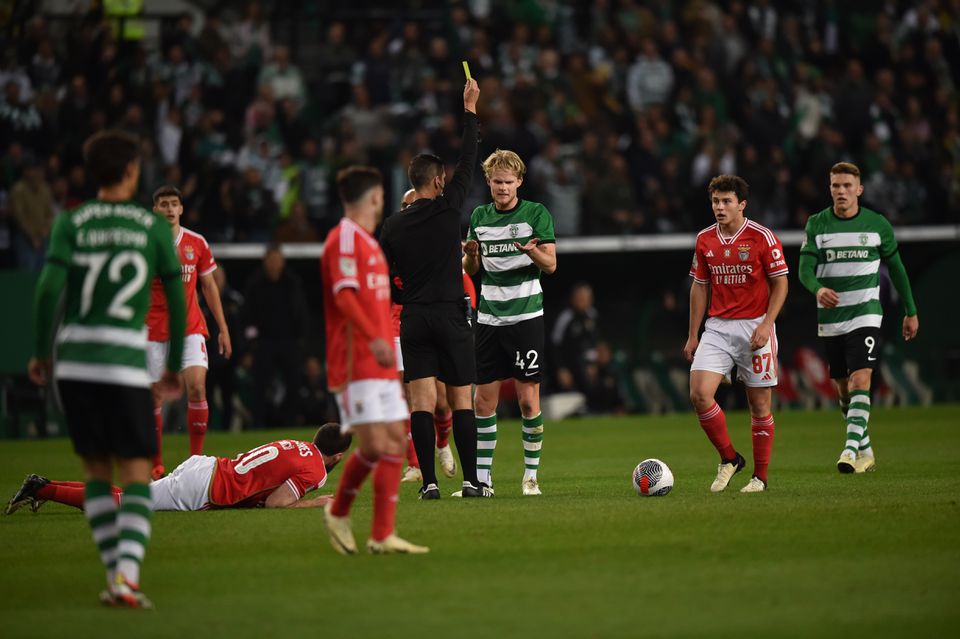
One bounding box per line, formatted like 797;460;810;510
463;78;479;113
514;238;540;254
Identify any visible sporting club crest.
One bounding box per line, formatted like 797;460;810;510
509;224;519;238
859;233;869;245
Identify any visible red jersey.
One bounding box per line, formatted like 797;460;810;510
321;217;394;389
689;219;788;319
208;439;327;508
390;271;477;337
146;227;216;341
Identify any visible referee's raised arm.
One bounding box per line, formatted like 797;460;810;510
439;79;480;213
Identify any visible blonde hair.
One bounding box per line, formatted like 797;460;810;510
830;162;861;178
482;149;526;179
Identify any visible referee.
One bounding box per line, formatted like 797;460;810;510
380;79;487;499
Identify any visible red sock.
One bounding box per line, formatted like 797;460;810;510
330;450;376;517
187;400;208;455
38;481;120;509
153;407;164;469
371;454;402;542
434;411;452;448
751;414;776;483
405;420;419;468
698;403;737;461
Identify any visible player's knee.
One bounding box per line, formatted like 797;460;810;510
848;369;872;391
519;397;539;417
689;387;713;410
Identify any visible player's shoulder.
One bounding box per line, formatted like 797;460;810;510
859;206;893;227
745;219;780;246
180;226;210;247
522;199;551;216
805;206;833;227
695;223;718;245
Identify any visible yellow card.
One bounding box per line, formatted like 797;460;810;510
462;61;472;80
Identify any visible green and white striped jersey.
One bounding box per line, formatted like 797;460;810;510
46;200;181;387
800;206;898;337
467;199;556;326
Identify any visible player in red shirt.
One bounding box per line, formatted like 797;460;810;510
320;167;427;555
683;175;789;494
145;186;232;478
6;424;351;514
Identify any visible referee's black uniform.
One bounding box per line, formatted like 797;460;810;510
380;111;481;494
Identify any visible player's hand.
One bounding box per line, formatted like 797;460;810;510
683;336;699;362
369;337;395;368
27;357;50;386
155;370;183;402
749;321;773;350
219;331;233;358
514;238;540;254
903;314;919;341
816;287;840;308
463;239;480;257
463;78;479;113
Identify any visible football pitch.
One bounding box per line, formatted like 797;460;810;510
1;406;958;638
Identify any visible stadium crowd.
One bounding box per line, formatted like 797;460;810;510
0;1;955;426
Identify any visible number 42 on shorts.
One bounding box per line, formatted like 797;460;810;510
515;349;540;374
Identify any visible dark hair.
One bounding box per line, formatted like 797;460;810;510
152;184;183;205
407;153;444;190
336;165;382;205
83;130;140;188
708;174;749;202
830;162;861;178
313;422;352;456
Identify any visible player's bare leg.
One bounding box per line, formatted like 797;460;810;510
838;368;875;473
742;386;775;492
150;386;166;480
434;381;456;478
182;366;209;456
324;423;384;554
408;377;441;498
399;378;422;483
516;380;544;495
474;380;501;491
690;371;745;492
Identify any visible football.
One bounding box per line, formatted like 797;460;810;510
632;459;674;496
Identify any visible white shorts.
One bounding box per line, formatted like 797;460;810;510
150;455;216;511
691;316;779;387
394;336;404;372
335;378;408;430
146;334;208;382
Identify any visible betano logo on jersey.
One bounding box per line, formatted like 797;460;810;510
825;249;870;262
482;242;518;256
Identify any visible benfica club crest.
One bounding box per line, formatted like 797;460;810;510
738;244;750;261
184;245;195;261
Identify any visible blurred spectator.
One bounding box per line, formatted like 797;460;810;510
241;244;308;428
584;341;626;415
551;283;600;394
258;45;306;109
10;162;54;270
274;201;319;243
294;355;338;426
203;265;245;431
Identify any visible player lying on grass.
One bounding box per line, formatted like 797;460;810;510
5;423;351;514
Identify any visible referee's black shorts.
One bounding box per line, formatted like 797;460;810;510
400;302;475;386
57;379;157;459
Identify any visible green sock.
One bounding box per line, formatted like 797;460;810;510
522;413;544;482
844;391;871;454
115;483;153;585
476;414;497;486
84;480;118;583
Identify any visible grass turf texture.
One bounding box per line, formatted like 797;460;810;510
1;406;958;638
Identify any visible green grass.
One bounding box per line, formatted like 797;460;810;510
1;406;959;638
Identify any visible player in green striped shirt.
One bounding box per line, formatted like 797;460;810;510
463;150;556;496
28;130;186;608
798;162;919;474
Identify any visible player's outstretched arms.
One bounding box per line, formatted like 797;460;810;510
515;239;557;274
903;315;919;341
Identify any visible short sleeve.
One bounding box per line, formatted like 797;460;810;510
466;207;480;242
198;239;217;276
799;217;818;257
878;215;898;259
45;213;73;268
286;456;328;499
152;218;181;280
764;233;789;277
326;233;360;294
689;237;708;283
533;204;556;243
